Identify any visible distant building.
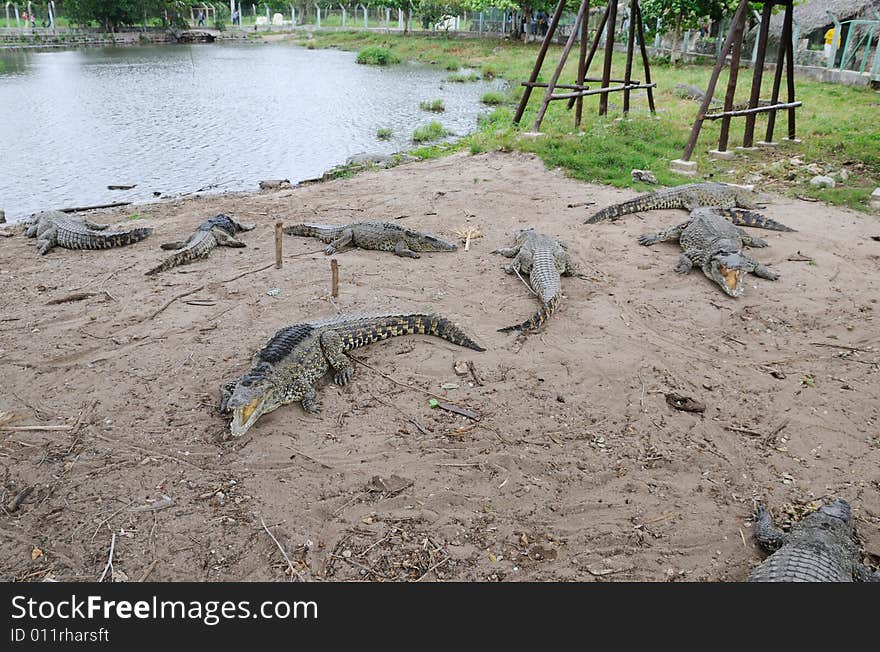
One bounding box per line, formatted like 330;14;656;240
770;0;879;50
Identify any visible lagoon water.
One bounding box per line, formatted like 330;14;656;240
0;42;498;221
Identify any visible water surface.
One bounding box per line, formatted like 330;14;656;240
0;43;498;221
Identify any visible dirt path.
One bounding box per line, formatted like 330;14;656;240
1;151;878;582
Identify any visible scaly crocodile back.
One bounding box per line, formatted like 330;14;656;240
283;223;346;242
500;243;562;332
145;230;216;275
748;547;854;582
37;213;152;250
197;214;238;234
322;313;485;352
748;502;862;582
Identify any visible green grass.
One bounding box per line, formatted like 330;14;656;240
446;71;481;82
376;127;393;140
412;121;448;143
419;99;445;112
288;30;880;212
355;46;400;66
481;91;506;106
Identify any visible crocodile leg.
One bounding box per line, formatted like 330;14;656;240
212;228;246;247
219;379;238;412
638;223;687;247
36;226;58;254
560;252;577;276
754;505;788;550
82;220;110;231
737;229;769;248
231;219;256;232
319;331;354;386
393;240;421;258
745;256;780;280
160;241;188;250
676;249;700;274
300;384;320;414
325;228;354;255
492;246;520;258
855;565;880;582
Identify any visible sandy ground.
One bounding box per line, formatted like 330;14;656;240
1;151;879;582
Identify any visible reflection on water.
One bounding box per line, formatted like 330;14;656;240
0;43;498;221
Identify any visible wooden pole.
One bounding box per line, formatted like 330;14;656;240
742;0;774;147
717;5;748;152
274;220;283;269
513;0;567;124
575;1;590;127
531;0;590;131
784;0;797;139
623;0;637;115
567;4;609;110
599;0;618;116
634;1;655;113
764;0;791;143
681;0;750;160
704;100;801;119
331;258;339;297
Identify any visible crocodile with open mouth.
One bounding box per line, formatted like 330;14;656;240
637;207;783;297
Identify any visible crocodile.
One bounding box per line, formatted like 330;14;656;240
749;499;880;582
146;214;255;275
674;83;721;106
673;84;772;111
637;206;783;297
220;313;484;436
493;229;574;333
585;182;777;225
24;210;153;255
283;221;457;258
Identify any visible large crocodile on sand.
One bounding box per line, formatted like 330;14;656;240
585;182;780;225
749;499;880;582
220;313;484;436
493;229;575;333
283;221;457;258
146;214;255;275
637;207;783;297
24;211;153;255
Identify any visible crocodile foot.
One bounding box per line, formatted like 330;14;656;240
333;367;354;386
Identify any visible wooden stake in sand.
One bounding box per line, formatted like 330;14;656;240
274;220;283;269
331;259;339;298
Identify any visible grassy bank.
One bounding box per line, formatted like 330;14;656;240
291;30;879;212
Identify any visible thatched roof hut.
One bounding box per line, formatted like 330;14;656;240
769;0;880;37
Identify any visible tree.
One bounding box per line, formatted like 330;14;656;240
64;0;187;30
640;0;739;63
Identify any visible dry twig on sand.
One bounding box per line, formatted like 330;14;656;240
260;516;305;582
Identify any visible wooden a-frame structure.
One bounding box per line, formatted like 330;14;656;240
678;0;801;165
513;0;657;132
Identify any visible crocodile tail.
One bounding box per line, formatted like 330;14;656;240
62;226;153;250
145;231;215;275
585;193;673;224
335;314;485;352
498;293;560;333
282;223;345;241
721;208;797;232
